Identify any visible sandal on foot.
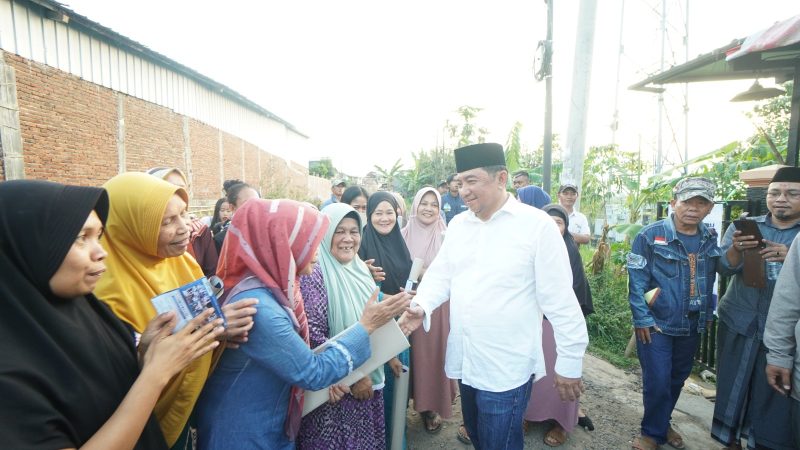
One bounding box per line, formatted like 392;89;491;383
457;424;472;445
544;425;568;447
632;435;658;450
422;411;442;434
667;426;685;449
577;415;595;431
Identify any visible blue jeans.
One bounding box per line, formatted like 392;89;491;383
792;398;800;449
636;330;700;444
459;377;533;450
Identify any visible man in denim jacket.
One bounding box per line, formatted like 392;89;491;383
627;177;721;450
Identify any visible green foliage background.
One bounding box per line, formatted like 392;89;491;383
387;83;792;369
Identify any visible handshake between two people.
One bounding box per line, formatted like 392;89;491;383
358;288;414;334
395;301;585;402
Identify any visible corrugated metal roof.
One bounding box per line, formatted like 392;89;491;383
24;0;307;138
727;14;800;61
630;16;800;92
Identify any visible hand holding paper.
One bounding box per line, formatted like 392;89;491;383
141;309;224;386
388;357;403;378
351;376;374;401
303;319;410;416
403;258;424;292
328;384;351;404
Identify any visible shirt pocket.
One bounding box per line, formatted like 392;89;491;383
652;246;680;280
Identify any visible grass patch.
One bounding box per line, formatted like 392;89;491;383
587;343;639;369
579;243;713;374
580;246;641;369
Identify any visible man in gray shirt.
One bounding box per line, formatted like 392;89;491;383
713;166;800;450
764;231;800;449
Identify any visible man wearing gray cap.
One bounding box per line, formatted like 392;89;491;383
398;143;588;450
321;179;346;208
627;177;720;450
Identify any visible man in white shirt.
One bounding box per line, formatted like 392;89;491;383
398;143;588;450
557;183;591;244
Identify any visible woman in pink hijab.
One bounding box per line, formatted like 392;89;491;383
401;187;457;435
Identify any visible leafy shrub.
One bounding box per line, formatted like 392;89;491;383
582;245;639;368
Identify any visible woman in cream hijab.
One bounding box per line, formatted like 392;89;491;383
94;172;254;449
401;187;457;435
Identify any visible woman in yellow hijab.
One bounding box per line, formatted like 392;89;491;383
95;172;220;449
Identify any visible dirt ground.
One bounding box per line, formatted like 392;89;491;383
405;354;718;449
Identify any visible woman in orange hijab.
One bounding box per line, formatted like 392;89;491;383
94;172;254;449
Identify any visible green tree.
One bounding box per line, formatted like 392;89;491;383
309;158;334;178
581;145;650;224
750;81;792;161
397;105;486;195
403;146;456;194
517;134;562;197
504;122;523;174
374;158;404;190
447;105;489;147
648;81;792;201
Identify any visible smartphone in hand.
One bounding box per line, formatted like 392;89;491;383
733;219;765;248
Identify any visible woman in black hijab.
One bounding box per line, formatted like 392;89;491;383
358;191;412;295
541;204;594;316
0;180;222;450
522;203;594;445
357;190;412;449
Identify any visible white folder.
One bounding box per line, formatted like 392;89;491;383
302;319;410;416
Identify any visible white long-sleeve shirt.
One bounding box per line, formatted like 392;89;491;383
412;195;588;392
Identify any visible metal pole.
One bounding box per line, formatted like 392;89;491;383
788;64;800;166
542;0;553;193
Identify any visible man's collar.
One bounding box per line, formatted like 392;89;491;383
464;193;518;222
665;214;713;241
764;212;800;229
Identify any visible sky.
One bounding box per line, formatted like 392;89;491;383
63;0;798;176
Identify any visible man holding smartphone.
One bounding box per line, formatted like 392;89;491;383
627;177;720;450
712;166;800;450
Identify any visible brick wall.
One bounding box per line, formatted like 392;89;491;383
188;119;221;201
3;51;331;204
8;53;118;186
243;141;260;189
221;132;243;184
123;95;185;174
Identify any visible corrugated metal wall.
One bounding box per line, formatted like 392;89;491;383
0;0;306;163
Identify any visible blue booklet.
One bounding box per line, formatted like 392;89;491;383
151;277;226;332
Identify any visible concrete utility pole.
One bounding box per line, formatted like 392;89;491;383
683;0;690;174
562;0;598;210
542;0;554;193
656;0;666;174
611;0;625;146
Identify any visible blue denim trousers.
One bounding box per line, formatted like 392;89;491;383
792;398;800;449
636;330;700;444
458;377;533;450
